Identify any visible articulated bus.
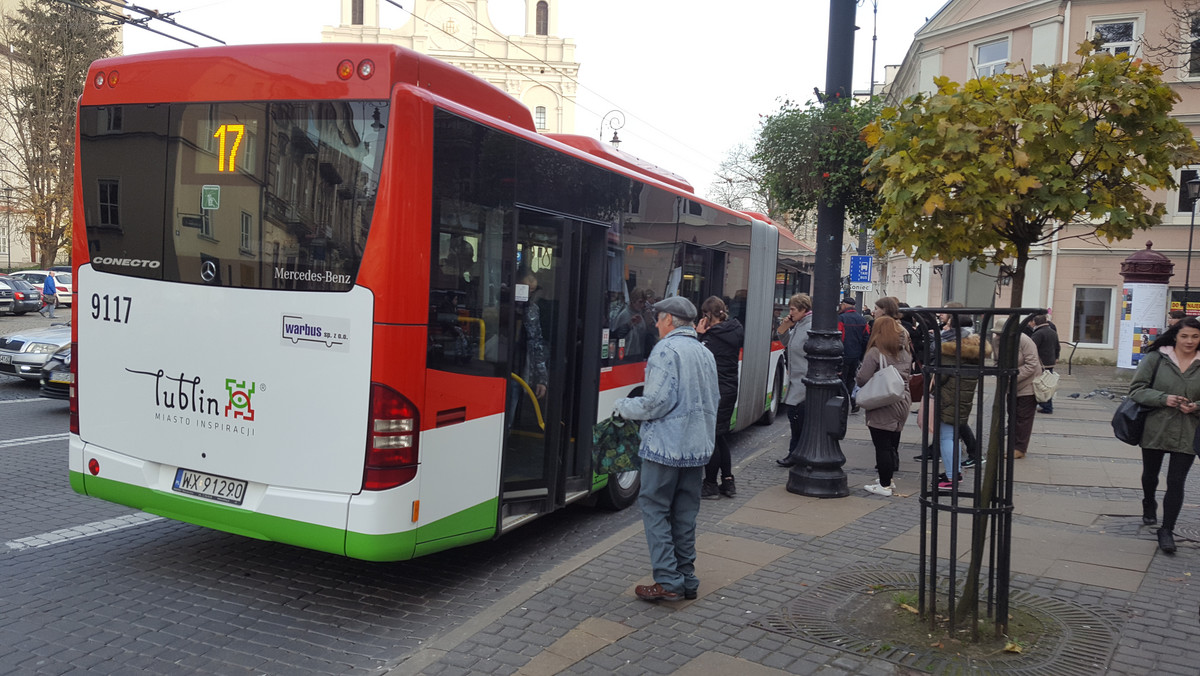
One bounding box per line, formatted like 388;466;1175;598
69;44;802;562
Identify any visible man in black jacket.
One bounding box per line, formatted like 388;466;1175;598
1030;314;1060;413
838;297;870;412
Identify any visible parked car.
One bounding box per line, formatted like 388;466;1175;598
39;344;72;400
5;277;41;315
9;270;72;307
0;278;14;315
0;323;71;380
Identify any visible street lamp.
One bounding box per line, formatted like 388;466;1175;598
1185;177;1200;315
600;110;624;150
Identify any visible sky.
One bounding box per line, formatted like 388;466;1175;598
121;0;950;199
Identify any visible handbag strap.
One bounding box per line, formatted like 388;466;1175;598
1149;352;1164;389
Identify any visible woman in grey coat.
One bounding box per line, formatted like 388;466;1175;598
775;293;812;467
855;316;912;496
1130;316;1200;554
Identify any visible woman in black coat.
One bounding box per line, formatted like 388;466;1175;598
697;296;744;499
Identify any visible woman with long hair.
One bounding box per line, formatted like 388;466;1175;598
1130;316;1200;554
697;296;745;499
855;316;912;496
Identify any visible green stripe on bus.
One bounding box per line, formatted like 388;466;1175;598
70;471;500;562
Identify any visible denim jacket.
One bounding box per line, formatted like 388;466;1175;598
613;326;719;467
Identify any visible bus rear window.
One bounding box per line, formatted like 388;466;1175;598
78;100;388;290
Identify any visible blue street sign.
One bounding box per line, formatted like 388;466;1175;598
850;255;872;283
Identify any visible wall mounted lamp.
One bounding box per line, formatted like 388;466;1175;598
903;265;921;285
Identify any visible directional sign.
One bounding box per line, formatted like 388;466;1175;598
850;255;872;283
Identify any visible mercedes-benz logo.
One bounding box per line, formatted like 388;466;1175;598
200;260;217;282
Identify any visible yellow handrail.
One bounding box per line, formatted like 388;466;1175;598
508;373;545;431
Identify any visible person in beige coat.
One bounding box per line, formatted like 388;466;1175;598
1012;332;1043;459
856;316;912;496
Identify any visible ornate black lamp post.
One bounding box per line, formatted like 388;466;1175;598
787;0;856;498
1183;178;1200;314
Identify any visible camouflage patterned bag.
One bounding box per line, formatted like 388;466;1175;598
592;415;641;475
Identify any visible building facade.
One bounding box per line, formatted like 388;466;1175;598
322;0;578;134
879;0;1200;364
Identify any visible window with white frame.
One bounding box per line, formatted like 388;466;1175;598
0;227;8;255
534;106;547;130
1179;167;1199;213
1073;286;1115;346
240;211;253;252
975;38;1009;77
1189;14;1200;76
1093;19;1137;56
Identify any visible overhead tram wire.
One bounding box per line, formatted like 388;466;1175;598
95;0;227;45
381;0;724;178
50;0;201;47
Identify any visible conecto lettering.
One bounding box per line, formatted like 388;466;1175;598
94;257;161;268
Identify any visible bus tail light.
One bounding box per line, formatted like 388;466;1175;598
364;383;419;490
69;342;79;435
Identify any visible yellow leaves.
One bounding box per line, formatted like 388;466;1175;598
1015;176;1042;194
922;193;945;216
862;123;883;148
1004;641;1023;653
900;603;919;615
1012;149;1029;168
942;172;965;186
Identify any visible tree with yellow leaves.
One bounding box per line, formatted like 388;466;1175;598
863;39;1200;306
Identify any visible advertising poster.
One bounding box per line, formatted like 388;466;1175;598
1118;283;1168;369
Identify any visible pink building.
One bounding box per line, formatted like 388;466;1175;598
884;0;1200;364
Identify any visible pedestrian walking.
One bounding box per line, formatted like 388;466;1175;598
39;274;57;319
1011;332;1042;459
1129;317;1200;554
613;296;718;601
856;316;912;496
1030;314;1060;413
775;293;812;467
697;296;744;500
921;331;989;489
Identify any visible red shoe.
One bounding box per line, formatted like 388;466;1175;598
635;583;682;602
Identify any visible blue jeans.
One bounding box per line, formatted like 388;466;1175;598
639;460;703;595
939;422;964;478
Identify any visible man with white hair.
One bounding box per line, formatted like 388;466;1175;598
614;295;718;602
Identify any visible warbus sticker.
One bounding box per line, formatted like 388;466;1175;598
124;367;262;437
280;313;351;352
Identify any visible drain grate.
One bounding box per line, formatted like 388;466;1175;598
754;569;1122;675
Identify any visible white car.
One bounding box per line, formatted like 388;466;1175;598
0;323;71;380
9;270;72;307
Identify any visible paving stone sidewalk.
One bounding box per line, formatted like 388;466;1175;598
400;365;1200;675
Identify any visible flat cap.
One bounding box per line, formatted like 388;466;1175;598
650;296;697;321
840;297;857;306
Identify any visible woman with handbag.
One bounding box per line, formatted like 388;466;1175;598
1130;317;1200;554
856;316;912;496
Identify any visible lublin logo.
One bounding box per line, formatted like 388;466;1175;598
126;368;263;435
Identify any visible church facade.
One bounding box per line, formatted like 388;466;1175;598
322;0;578;133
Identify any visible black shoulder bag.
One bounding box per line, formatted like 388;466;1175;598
1112;354;1164;446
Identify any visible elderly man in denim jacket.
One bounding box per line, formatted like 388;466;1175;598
614;295;719;602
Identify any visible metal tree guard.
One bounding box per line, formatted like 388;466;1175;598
913;307;1038;640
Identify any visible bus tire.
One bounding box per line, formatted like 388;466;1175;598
758;364;785;425
597;469;640;510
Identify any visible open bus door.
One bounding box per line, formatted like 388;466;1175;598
500;211;605;531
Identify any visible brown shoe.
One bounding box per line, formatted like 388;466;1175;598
1013;450;1026;459
635;583;682;602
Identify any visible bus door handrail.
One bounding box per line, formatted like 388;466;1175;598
509;373;546;431
457;316;486;360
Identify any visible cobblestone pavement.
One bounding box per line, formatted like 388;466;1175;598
405;365;1200;676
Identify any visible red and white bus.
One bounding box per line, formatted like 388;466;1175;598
69;44;796;561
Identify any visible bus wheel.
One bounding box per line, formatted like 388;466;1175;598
758;364;784;425
597;469;640;510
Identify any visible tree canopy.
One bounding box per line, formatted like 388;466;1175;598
1;0;118;267
754;95;883;227
862;40;1200;304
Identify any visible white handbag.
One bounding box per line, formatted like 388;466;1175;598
856;353;907;410
1032;369;1060;403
